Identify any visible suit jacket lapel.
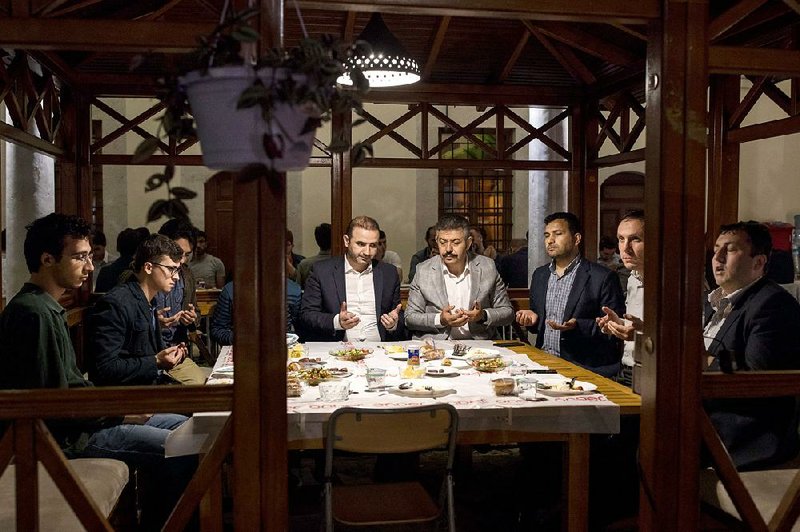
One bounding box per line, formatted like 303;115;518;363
562;260;588;320
372;262;384;318
333;259;346;304
431;257;450;308
468;257;481;306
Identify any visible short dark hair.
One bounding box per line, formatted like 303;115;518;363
599;236;617;250
620;209;645;225
346;216;380;238
544;212;582;236
719;221;772;258
470;225;487;241
379;230;386;240
314;223;332;250
24;213;91;273
133;234;184;272
135;227;150;241
195;229;207;240
425;226;436;240
158;219;196;249
92;230;107;247
117;228;143;257
435;214;471;238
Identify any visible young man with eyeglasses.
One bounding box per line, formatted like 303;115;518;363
0;214;194;527
88;234;192;385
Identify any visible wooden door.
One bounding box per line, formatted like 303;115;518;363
599;171;644;244
204;172;235;276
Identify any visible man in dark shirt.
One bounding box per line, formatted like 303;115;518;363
94;227;143;293
0;213;192;526
88;234;194;385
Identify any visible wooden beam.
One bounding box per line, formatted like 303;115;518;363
364;82;582;106
0;121;64;157
701;371;800;398
610;22;647;41
343;10;357;42
359;157;570;170
0;19;214;52
330;111;352;257
496;27;529;83
525;22;596;85
707;75;740;250
45;0;105;18
726;113;800;143
709;46;800;77
782;0;800;16
532;21;639;66
708;0;769;41
593;147;645;167
294;0;660;23
422;16;451;81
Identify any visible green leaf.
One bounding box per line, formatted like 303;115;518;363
171;186;198;200
145;174;166;192
170;199;190;218
237;84;270;109
133;137;160;164
351;142;374;167
352;118;367;128
147;199;168;223
300;117;322;135
232;26;260;42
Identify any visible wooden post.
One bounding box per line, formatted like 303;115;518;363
572;101;599;255
706;74;740;249
331;110;352;255
232;1;288;530
640;1;708;529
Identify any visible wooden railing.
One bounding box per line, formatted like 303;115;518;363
700;371;800;530
0;386;233;531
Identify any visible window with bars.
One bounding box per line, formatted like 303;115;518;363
438;128;513;253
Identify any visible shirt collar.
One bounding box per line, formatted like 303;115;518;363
549;255;581;276
441;262;470;281
707;276;762;311
344;257;373;275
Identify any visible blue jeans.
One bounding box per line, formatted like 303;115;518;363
82;414;196;527
82;413;188;465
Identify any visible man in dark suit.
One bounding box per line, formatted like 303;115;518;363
704;221;800;470
516;212;625;377
496;236;529;288
299;216;403;342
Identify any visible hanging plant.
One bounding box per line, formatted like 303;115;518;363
143;165;197;223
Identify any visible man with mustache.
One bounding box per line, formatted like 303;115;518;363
704;221;800;469
516;212;625;377
405;214;513;339
299;216;404;342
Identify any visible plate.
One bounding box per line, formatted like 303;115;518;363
381;344;406;355
329;348;373;361
466;348;500;359
430;358;470;369
388;353;410;361
536;380;598;396
425;367;459;377
389;385;456;398
468;357;508;373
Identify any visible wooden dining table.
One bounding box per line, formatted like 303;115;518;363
169;341;641;532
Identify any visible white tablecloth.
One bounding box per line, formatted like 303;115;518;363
166;341;619;457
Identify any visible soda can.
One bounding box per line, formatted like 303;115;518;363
407;345;420;366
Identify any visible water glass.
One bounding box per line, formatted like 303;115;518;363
365;367;387;389
319;381;350;401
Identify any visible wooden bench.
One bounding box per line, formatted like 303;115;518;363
0;458;129;530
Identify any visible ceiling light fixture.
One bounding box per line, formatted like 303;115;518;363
338;12;421;88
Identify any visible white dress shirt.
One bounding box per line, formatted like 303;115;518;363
703;276;761;351
434;263;473;339
621;271;644;368
333;258;380;341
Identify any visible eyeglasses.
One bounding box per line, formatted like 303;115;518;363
150;262;181;277
70;252;94;264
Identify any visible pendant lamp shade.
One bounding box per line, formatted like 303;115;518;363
338;13;421;88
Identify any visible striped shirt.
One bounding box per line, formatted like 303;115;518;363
542;255;582;355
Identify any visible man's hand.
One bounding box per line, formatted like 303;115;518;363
440;305;468;328
380;303;403;329
462;300;484;323
157;307;182;328
155;344;185;370
546;318;577;331
516;309;539;327
178;303;197;325
339;301;360;330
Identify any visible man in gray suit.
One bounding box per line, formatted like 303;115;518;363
405;214;514;339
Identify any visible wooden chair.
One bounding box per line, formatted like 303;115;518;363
323;404;458;531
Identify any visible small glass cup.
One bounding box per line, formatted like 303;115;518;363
491;377;516;396
319;381;350;401
365;367;387;389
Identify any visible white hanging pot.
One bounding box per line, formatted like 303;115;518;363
181;65;317;172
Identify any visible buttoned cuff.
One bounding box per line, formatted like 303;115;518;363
435;313;443;327
333;315;343;330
